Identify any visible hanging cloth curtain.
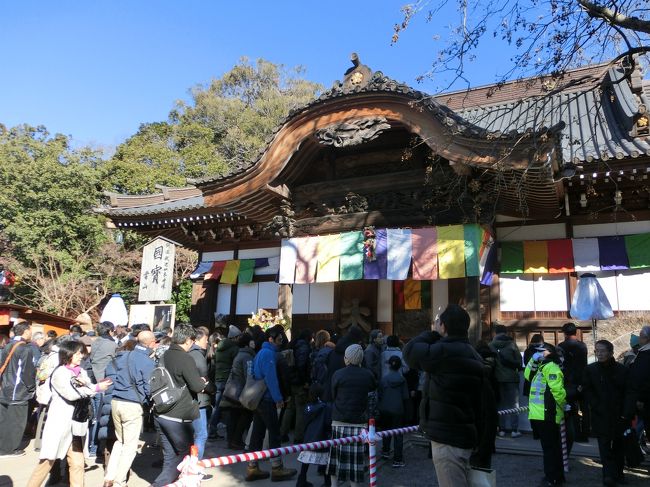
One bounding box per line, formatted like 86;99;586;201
339;231;364;281
437;225;465;279
625;233;650;269
387;229;413;281
547;239;574;273
364;229;388;279
464;224;482;277
411;227;438;280
220;260;240;284
316;234;341;282
295;236;319;284
279;238;298;284
523;241;548;273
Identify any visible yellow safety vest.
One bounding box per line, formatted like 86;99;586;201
525;359;566;424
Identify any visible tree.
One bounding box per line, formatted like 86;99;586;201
0;124;142;318
101;58;322;194
393;0;650;90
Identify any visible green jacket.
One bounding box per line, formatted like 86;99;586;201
524;356;566;424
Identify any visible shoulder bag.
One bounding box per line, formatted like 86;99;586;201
239;362;267;411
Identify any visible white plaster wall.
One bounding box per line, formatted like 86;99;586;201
201;250;235;261
292;284;310;314
431;279;449;319
215;284;232;315
309;283;335;313
496;223;566;241
572;221;650;238
377;280;392;322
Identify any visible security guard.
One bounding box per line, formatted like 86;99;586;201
525;343;567;487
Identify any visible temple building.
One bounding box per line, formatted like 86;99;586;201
99;55;650;345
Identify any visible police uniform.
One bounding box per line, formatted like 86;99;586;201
524;350;567;486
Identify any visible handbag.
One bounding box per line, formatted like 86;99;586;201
223;373;242;405
469;467;496;487
239;373;267;411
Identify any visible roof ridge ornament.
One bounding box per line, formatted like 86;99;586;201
336;52;373;93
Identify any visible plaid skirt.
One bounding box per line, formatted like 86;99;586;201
326;424;366;482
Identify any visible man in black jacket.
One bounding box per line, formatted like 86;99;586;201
582;339;636;486
404;305;485;487
152;324;215;487
630;325;650;443
0;320;35;458
188;326;212;460
557;322;589;443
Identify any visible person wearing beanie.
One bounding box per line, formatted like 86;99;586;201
326;344;376;487
323;325;365;403
209;324;240;439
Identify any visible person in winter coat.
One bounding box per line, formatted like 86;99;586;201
103;331;156;487
489;324;523;438
523;334;545;397
245;327;297;482
151;325;215;487
219;332;255;450
323;325;365;403
380;335;409;378
403;305;486;487
557;322;589;443
630;325;650;442
582;339;636;486
27;340;112;487
364;330;384;381
209;324;241;438
472;341;499;469
188;326;212;459
310;330;334;387
326;344;376;487
295;383;332;487
524;343;567;487
281;329;313;444
378;355;409;467
0;320;36;458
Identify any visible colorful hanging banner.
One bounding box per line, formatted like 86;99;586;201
437;225;465;279
220;260;240;284
387;229;413;280
572;238;600;272
339;231;364;281
464;224;482;277
598;236;629;270
547;239;574;273
317;233;341;282
624;233;650;269
190;261;213;279
480;244;498;285
411;227;438;280
500;241;524;274
279;239;298;284
295;236;319;284
364;228;388;279
238;259;256;283
523;241;548;273
204;261;226;281
393;280;405;310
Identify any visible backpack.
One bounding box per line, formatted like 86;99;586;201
311;347;332;385
495;347;522;371
149;365;186;414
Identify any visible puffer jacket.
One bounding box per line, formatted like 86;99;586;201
212;339;238;382
220;346;255;409
489;334;521;383
404;332;485;449
331;365;376;424
378;369;409;416
0;338;36;404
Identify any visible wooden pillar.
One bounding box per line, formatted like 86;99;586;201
465;276;481;345
278;284;293;338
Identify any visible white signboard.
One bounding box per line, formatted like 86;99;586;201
138;237;176;302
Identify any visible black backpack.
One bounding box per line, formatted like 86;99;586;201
149;364;186;414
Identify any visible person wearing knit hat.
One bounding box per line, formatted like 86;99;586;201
344;344;364;366
326;343;376;487
228;325;242;339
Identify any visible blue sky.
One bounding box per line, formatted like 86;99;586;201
0;1;504;151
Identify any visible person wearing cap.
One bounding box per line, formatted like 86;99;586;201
403;304;486;487
557;322;589;443
209;324;242;440
325;343;376;487
524;343;567;487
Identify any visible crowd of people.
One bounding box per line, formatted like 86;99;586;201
0;312;649;487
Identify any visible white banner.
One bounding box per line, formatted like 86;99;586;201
138;237;176;302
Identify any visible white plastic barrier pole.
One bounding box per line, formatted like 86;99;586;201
368;418;377;487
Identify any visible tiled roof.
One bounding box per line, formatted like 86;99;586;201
449;66;650;164
98;195;205;217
